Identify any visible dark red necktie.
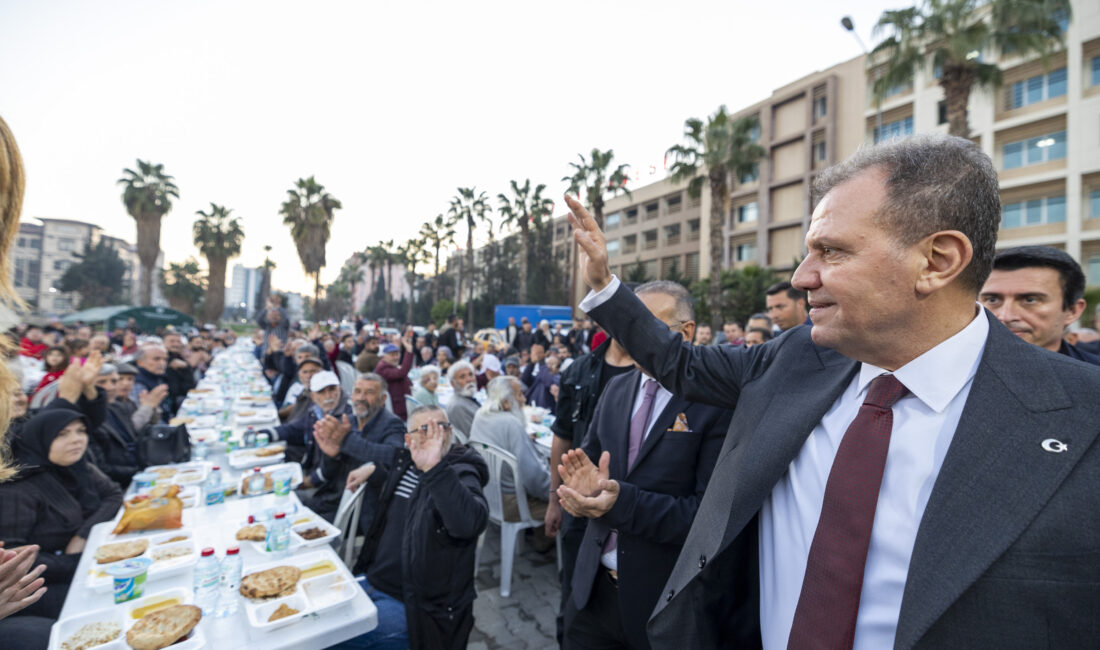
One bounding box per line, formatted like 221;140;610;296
787;374;909;650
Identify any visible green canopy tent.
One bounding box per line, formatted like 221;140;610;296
60;305;194;334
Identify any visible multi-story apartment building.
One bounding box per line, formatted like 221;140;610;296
228;264;264;316
12;217;160;315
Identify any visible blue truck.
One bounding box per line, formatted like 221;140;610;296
493;305;574;331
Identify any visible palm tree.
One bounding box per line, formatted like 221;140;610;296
257;245;275;312
278;176;342;306
449;187;491;328
498;179;554;305
871;0;1070;138
382;239;397;323
336;259;366;318
420;214;456;304
118;160;180;306
192;203;245;323
159;259;206;316
562;148;631;229
398;236;429;324
667;108;765;329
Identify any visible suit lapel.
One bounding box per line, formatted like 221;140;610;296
628;394;689;476
609;371;642;480
895;319;1099;649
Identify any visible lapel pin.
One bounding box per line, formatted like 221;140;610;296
1041;438;1068;453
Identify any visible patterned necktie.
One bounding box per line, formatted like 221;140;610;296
787;374;909;650
604;378;661;557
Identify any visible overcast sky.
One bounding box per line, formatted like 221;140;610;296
0;0;898;296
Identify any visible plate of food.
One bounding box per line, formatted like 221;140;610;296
227;445;286;469
240;550;356;631
50;587;205;650
86;531;198;593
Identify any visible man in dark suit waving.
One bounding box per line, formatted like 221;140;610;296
565;134;1100;649
556;280;731;649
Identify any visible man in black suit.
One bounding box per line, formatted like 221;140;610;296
557;280;731;649
565;134;1100;649
504;316;519;348
437;315;467;359
979;245;1100;365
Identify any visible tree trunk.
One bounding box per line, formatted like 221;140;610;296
406;272;415;324
313;272;321;313
384;261;393;323
433;243;441;305
940;66;975;138
258;268;271;314
203;255;227;324
519;220;529;304
135;213;163;306
466;218;474;329
708;171;729;331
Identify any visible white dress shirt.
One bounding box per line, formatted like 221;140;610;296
760;307;988;650
580;276;990;648
601;373;673;571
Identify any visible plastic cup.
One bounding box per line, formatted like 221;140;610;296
133;472;157;494
272;469;292;497
106;558;152;604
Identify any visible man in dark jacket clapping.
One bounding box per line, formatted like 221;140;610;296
318;405;488;650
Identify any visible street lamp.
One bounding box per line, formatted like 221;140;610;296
842;15;883;142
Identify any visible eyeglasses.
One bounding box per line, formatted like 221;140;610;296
407;422;453;435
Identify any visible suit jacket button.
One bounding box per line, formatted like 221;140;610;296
666;589;675;602
698;555;706;569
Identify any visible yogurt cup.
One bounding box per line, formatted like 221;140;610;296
106;557;152;604
272;469;292;497
133;472;157;494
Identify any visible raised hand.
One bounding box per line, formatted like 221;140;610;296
564;194;612;292
407;418;448;472
139;384;170;408
78;350;104;386
0;544;46;620
558;449;610;497
346;462;376;491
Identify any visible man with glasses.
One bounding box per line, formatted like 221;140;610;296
321;406;488;650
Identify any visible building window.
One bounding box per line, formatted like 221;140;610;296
1090;189;1100;218
605;212;621;229
813;96;827;120
1008;67;1067;109
17;237;24;248
53;297;71;310
814;141;827;162
873;116;913;144
57;238;76;252
643;229;658;250
1088;255;1100;285
685;252;700;280
622;234;637;254
1002;130;1066;169
666;194;682;214
734;242;757;262
30;238;40;249
53;259;72;271
645;202;659;220
748;121;761;142
1092;56;1100;86
1001;195;1066;229
606;239;620;256
737;202;758;224
665;224;681;246
739;164;759;184
937;100;948;125
687;219;700;241
625;208;638;224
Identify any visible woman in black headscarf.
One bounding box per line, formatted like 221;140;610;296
0;408;122;619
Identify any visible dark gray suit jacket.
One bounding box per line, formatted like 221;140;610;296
587;284;1100;649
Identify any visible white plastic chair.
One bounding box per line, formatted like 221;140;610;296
474;442;543;597
29;381;60;411
335;360;357;396
332;484;367;566
404;395;422;417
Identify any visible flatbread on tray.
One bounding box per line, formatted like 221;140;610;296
94;539;149;564
125;604;202;650
239;566;301;599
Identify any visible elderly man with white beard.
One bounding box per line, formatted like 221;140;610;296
305;373;406;528
443;361;479;441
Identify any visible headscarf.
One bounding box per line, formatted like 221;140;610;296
13;408;99;517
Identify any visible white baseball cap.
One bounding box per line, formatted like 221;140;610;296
310;370;340;392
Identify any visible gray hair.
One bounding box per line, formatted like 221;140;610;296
357;372;384;388
134;343;165;360
480;375;525;423
418;366;440;384
296;343;320;358
98;363;118;376
812;133;1000;292
635;280;694;322
447;360;475;386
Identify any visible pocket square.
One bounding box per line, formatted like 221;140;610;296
669;412;690;432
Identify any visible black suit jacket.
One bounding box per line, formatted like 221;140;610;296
588;284;1100;649
571;369;730;650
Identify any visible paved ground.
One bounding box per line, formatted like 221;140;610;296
468;528;561;650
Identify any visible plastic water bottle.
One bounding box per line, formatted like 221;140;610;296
193;548;220;615
192;438;208;461
216;547;242;617
247;467;265;496
204;466;224;506
265;512;290;558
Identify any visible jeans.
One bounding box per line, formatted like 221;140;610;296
327;576;409;650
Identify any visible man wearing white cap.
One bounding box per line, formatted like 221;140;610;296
476;353;502;390
264;369;352;485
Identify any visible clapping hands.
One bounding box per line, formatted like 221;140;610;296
313;414;353;458
0;543;46;621
556;449;619;518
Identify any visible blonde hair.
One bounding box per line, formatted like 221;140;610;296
0;116;26;482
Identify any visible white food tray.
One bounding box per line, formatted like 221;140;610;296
241;550;357;632
86;531;199;593
50;587;205;650
243;515;340;555
146;461;212;487
228;445;287;469
238;462;303;497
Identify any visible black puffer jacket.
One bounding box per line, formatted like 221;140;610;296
358;444;489;650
